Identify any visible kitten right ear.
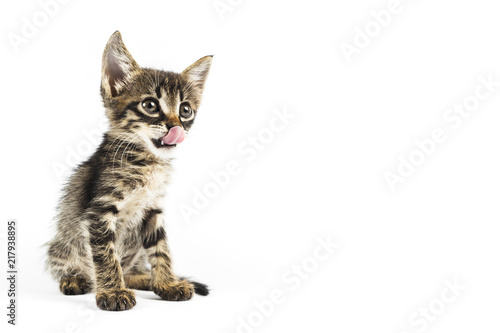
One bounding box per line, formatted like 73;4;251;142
181;55;213;94
101;31;140;98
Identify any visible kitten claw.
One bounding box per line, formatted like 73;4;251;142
96;289;136;311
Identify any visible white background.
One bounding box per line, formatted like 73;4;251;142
1;0;500;332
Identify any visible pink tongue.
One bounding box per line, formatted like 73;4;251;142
161;126;185;145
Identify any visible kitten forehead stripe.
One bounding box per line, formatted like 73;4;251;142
155;85;162;99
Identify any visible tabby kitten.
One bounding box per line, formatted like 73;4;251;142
46;31;212;311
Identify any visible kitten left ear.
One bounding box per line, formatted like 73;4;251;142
181;55;213;93
101;31;140;98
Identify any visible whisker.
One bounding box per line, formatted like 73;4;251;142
111;132;139;173
119;134;141;168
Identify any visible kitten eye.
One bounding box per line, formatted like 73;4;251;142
179;103;193;118
142;99;159;113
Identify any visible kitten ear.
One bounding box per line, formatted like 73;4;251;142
181;55;213;93
101;31;140;98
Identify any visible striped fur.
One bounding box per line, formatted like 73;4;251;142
46;31;212;311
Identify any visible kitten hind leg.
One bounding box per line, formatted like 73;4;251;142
124;273;151;290
60;275;92;295
180;277;210;296
122;252;152;290
123;273;210;295
47;240;94;295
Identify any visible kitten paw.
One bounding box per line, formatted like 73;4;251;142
96;289;136;311
60;276;91;295
180;277;210;296
153;280;194;301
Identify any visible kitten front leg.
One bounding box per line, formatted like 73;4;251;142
87;203;136;310
142;208;194;301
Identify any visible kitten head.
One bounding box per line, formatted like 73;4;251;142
100;31;212;159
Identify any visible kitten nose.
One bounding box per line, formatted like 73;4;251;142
166;115;181;129
166;123;181;129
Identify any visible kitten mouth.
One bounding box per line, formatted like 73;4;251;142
153;126;185;149
152;138;176;149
